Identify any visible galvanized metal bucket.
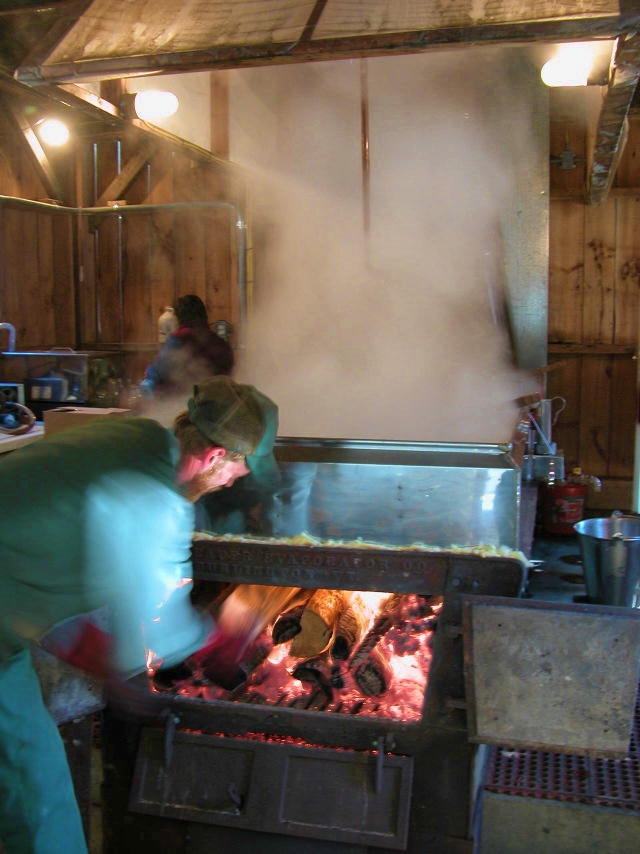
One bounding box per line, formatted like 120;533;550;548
574;515;640;607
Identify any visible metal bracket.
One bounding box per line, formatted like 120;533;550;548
227;782;243;815
160;708;180;770
372;733;397;794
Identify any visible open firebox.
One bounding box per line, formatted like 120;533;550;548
109;439;640;854
127;540;527;853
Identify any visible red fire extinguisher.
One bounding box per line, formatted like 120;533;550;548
541;468;601;535
542;483;588;535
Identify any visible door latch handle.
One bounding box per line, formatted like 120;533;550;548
227;782;244;815
374;735;386;794
160;708;180;770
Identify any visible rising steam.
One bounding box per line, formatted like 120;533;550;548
233;49;543;442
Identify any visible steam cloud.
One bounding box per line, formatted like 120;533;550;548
234;50;542;442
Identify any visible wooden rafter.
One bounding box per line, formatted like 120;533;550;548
0;97;64;200
93;138;158;207
588;33;640;205
15;14;637;85
7;0;92;71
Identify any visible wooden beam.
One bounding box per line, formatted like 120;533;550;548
11;0;93;68
93;139;158;207
0;97;64;200
98;78;129;111
15;14;638;84
299;0;329;43
209;71;228;160
42;81;121;119
588;33;640;205
0;1;87;13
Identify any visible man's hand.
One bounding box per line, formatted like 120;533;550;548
187;629;249;690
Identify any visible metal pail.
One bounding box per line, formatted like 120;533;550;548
574;516;640;607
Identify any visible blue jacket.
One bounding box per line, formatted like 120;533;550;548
0;416;212;675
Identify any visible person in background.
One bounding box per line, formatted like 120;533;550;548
0;375;278;854
141;294;234;399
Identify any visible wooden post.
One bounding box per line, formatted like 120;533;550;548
210;71;229;159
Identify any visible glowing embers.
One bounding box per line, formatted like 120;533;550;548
158;592;441;722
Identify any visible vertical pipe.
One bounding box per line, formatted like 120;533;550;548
92;142;98;204
92;142;101;341
73;141;84;349
116;140;124;344
145;162;153;343
633;352;640;512
360;59;371;243
237;215;247;349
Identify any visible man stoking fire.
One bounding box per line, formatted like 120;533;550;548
0;375;278;854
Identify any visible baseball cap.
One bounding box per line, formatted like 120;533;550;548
187;376;280;487
245;386;281;490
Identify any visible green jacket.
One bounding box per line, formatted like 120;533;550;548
0;416;211;674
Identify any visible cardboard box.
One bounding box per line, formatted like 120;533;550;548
44;407;132;436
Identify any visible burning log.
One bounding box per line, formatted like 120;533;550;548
272;605;305;643
331;591;393;660
290;589;347;658
352;648;393;697
291;657;334;702
271;590;314;644
332;606;365;661
329;664;345;690
348;594;403;666
409;595;439;619
346;594;403;696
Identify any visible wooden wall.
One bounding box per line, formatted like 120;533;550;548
548;90;640;511
0;79;247;387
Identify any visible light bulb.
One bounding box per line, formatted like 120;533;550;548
133;90;179;121
541;43;596;87
37;119;69;146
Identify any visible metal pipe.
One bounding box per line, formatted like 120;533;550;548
0;195;248;344
91;143;101;340
91;143;98;205
360;59;370;242
116;141;124;345
634;351;640;513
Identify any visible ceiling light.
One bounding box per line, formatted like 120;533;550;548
541;43;597;87
133;90;179;121
36;119;69;146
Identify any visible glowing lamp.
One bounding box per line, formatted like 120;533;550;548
541;43;596;87
133;90;179;121
37;119;69;146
